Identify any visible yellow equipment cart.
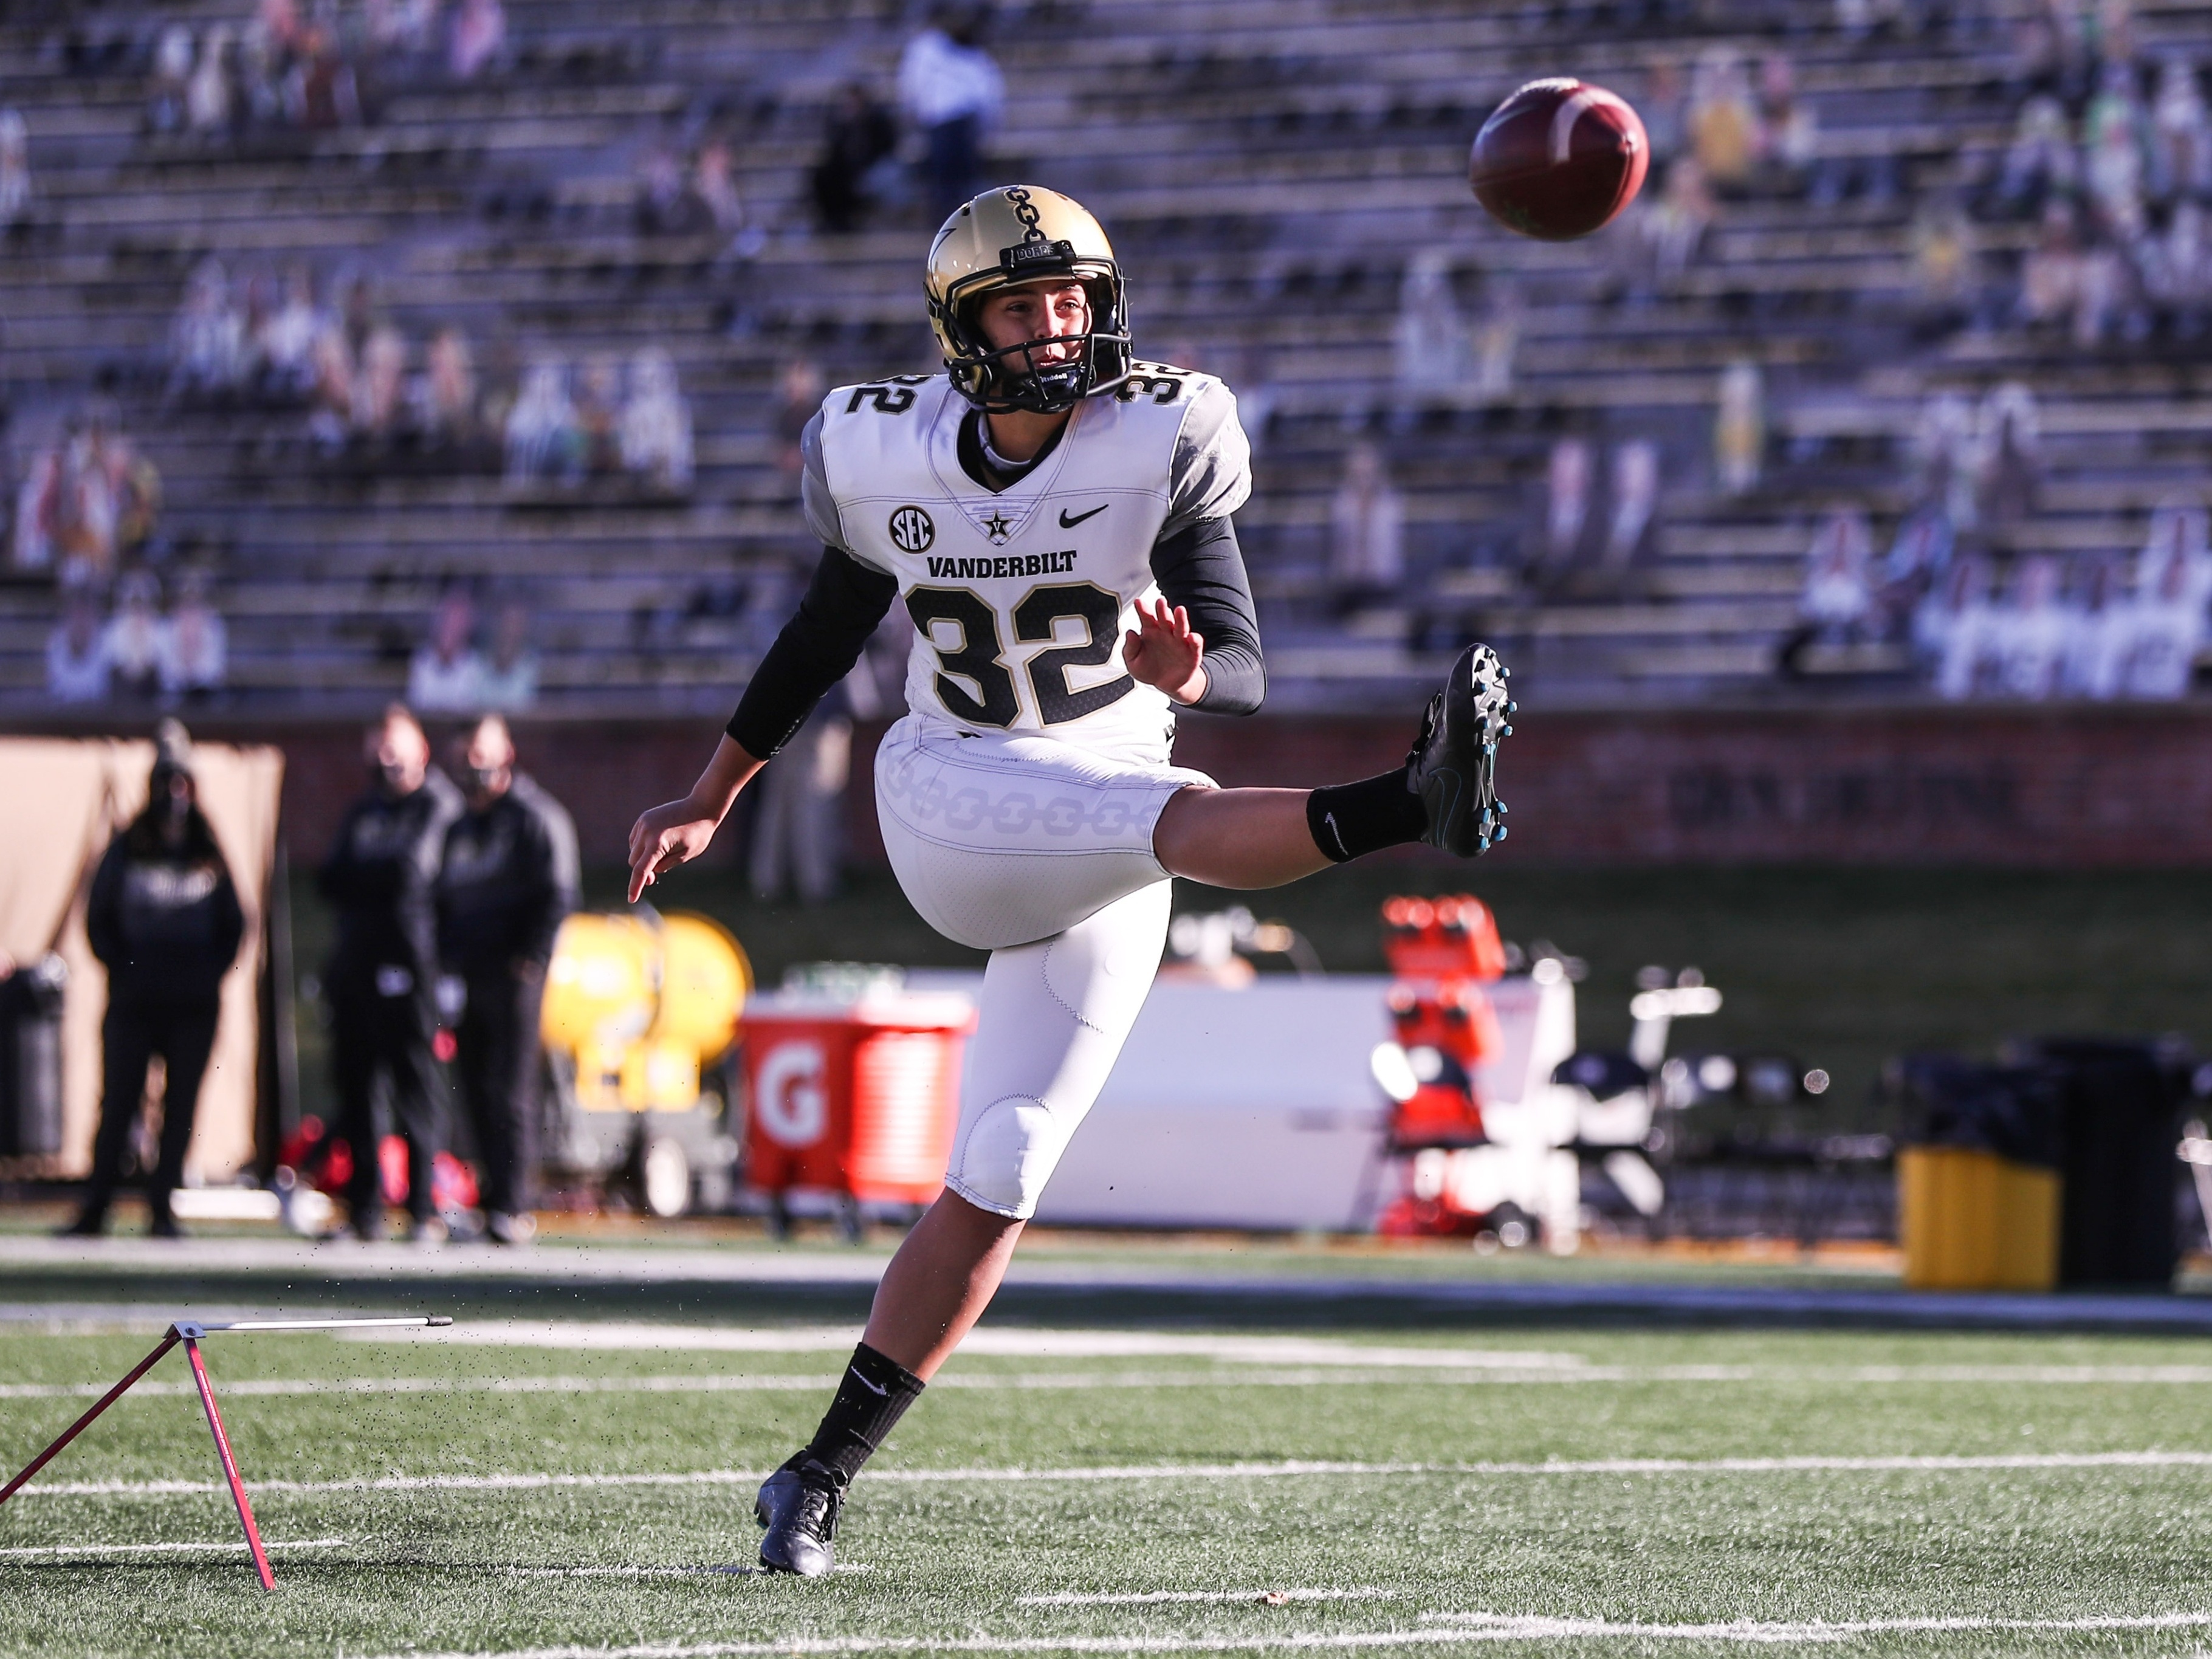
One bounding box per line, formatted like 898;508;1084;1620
539;908;751;1217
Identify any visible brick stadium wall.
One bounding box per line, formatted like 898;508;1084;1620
10;704;2212;868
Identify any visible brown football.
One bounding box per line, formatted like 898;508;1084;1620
1468;78;1649;241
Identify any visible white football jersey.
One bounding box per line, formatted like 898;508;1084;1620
802;365;1251;766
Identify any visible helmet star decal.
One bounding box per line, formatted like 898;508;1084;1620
981;510;1015;545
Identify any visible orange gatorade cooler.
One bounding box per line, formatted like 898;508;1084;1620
742;977;977;1220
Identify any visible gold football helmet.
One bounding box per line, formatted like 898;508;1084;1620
925;185;1132;413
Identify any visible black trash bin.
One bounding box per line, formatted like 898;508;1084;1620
2016;1039;2189;1289
0;955;67;1159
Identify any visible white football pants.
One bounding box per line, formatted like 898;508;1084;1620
875;715;1213;1217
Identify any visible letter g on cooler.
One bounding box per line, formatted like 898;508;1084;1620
755;1039;829;1149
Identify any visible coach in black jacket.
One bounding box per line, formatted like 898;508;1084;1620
436;714;577;1244
64;722;244;1238
318;703;462;1242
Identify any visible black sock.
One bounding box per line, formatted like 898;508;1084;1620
1307;770;1426;863
797;1342;926;1488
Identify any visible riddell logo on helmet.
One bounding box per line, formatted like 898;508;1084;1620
1000;238;1076;276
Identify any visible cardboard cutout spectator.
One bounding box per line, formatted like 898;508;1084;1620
410;589;484;710
1799;510;1875;641
1714;360;1764;496
1471;279;1521;400
1393;250;1469;393
1931;554;1999;699
148;29;194;134
46;594;109;703
475;602;538;710
354;323;408;439
899;5;1003;220
1688;49;1760;191
2062;552;2131;699
506;360;581;483
1536;436;1593;583
414;325;481;450
163;569;228;702
1997;554;2069;698
812;81;899;234
774;357;825;499
2122;527;2205;698
258;263;325;400
1599;439;1663;580
620;348;693;493
448;0;504;81
750;662;879;907
0;108;32;231
106;570;165;701
1328;442;1405;612
2149;54;2211;200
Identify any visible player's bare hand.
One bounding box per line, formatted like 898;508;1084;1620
1122;595;1208;704
626;799;718;904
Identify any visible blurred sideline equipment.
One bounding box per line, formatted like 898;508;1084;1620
1469;78;1649;241
0;1316;451;1589
540;908;749;1218
1370;895;1582;1247
1892;1042;2193;1291
741;966;975;1240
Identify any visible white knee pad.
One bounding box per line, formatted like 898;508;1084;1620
941;881;1170;1218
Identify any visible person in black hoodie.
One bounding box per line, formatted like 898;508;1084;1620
64;721;245;1238
318;703;462;1242
435;713;577;1245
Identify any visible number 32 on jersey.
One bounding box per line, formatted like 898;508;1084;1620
907;583;1134;729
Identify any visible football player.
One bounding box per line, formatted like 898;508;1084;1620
626;185;1512;1575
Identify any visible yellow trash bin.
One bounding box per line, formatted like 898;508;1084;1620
1898;1145;2061;1291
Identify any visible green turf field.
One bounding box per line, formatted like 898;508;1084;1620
6;1310;2212;1657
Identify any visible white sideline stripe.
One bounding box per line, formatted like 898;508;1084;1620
507;1564;873;1578
354;1610;2212;1658
0;1537;346;1559
19;1364;2212;1402
1018;1590;1393;1607
368;1322;1582;1370
21;1449;2212;1500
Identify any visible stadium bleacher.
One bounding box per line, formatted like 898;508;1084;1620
4;0;2211;711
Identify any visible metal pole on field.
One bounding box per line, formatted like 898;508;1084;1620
0;1313;451;1588
182;1334;274;1590
0;1331;179;1506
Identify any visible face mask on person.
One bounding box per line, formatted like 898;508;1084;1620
465;763;506;797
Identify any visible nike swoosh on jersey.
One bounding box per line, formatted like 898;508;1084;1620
1058;504;1110;527
849;1367;889;1397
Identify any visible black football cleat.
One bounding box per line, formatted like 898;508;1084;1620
755;1456;843;1577
1407;644;1514;857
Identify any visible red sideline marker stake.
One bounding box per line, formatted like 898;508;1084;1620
0;1314;452;1588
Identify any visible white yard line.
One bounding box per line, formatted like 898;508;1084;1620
13;1362;2212;1403
1018;1590;1395;1607
351;1609;2212;1658
0;1537;346;1559
18;1449;2212;1501
504;1564;872;1578
365;1322;1582;1371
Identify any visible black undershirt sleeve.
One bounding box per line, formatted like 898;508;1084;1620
1151;516;1266;716
725;546;899;758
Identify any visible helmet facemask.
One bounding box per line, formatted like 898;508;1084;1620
934;251;1132;416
